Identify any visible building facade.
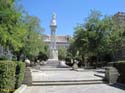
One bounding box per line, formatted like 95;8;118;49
43;35;70;49
114;12;125;27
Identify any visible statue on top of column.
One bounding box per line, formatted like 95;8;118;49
50;12;57;26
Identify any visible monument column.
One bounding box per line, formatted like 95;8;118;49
49;13;58;60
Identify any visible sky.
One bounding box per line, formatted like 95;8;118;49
21;0;125;36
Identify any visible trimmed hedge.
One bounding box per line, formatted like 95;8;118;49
15;62;25;89
0;61;26;93
113;61;125;83
0;61;16;93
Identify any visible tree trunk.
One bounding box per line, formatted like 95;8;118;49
112;52;115;62
17;55;20;61
95;56;99;69
84;57;88;68
16;52;21;61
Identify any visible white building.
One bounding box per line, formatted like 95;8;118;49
43;35;70;49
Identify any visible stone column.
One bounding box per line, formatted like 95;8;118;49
49;13;58;60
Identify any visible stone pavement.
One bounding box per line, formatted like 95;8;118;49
31;68;103;81
22;68;125;93
23;84;125;93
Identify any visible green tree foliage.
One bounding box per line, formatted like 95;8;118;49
68;10;124;64
58;47;67;60
0;0;46;61
22;15;45;59
0;0;23;49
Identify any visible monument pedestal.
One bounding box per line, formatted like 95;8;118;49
49;48;58;60
46;59;59;68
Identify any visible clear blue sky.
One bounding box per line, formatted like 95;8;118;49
21;0;125;36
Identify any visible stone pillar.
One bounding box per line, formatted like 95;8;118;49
105;67;120;84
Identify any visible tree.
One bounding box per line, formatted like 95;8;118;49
0;0;26;58
0;0;46;61
58;47;67;60
72;10;104;64
73;25;88;60
107;18;124;61
68;10;125;67
21;15;45;60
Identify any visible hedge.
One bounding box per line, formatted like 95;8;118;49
0;61;16;93
113;61;125;83
15;62;25;89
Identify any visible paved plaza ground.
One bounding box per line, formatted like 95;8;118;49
22;67;125;93
31;69;103;81
24;84;125;93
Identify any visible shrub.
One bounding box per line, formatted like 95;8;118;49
15;62;25;89
58;47;67;60
65;57;73;66
0;61;16;93
113;61;125;83
65;57;71;62
37;52;48;61
0;55;8;60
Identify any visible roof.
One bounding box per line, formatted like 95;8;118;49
114;12;125;16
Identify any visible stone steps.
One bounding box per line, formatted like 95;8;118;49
32;79;105;86
40;68;72;71
94;73;105;78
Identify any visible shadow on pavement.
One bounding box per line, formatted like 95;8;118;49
108;83;125;90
